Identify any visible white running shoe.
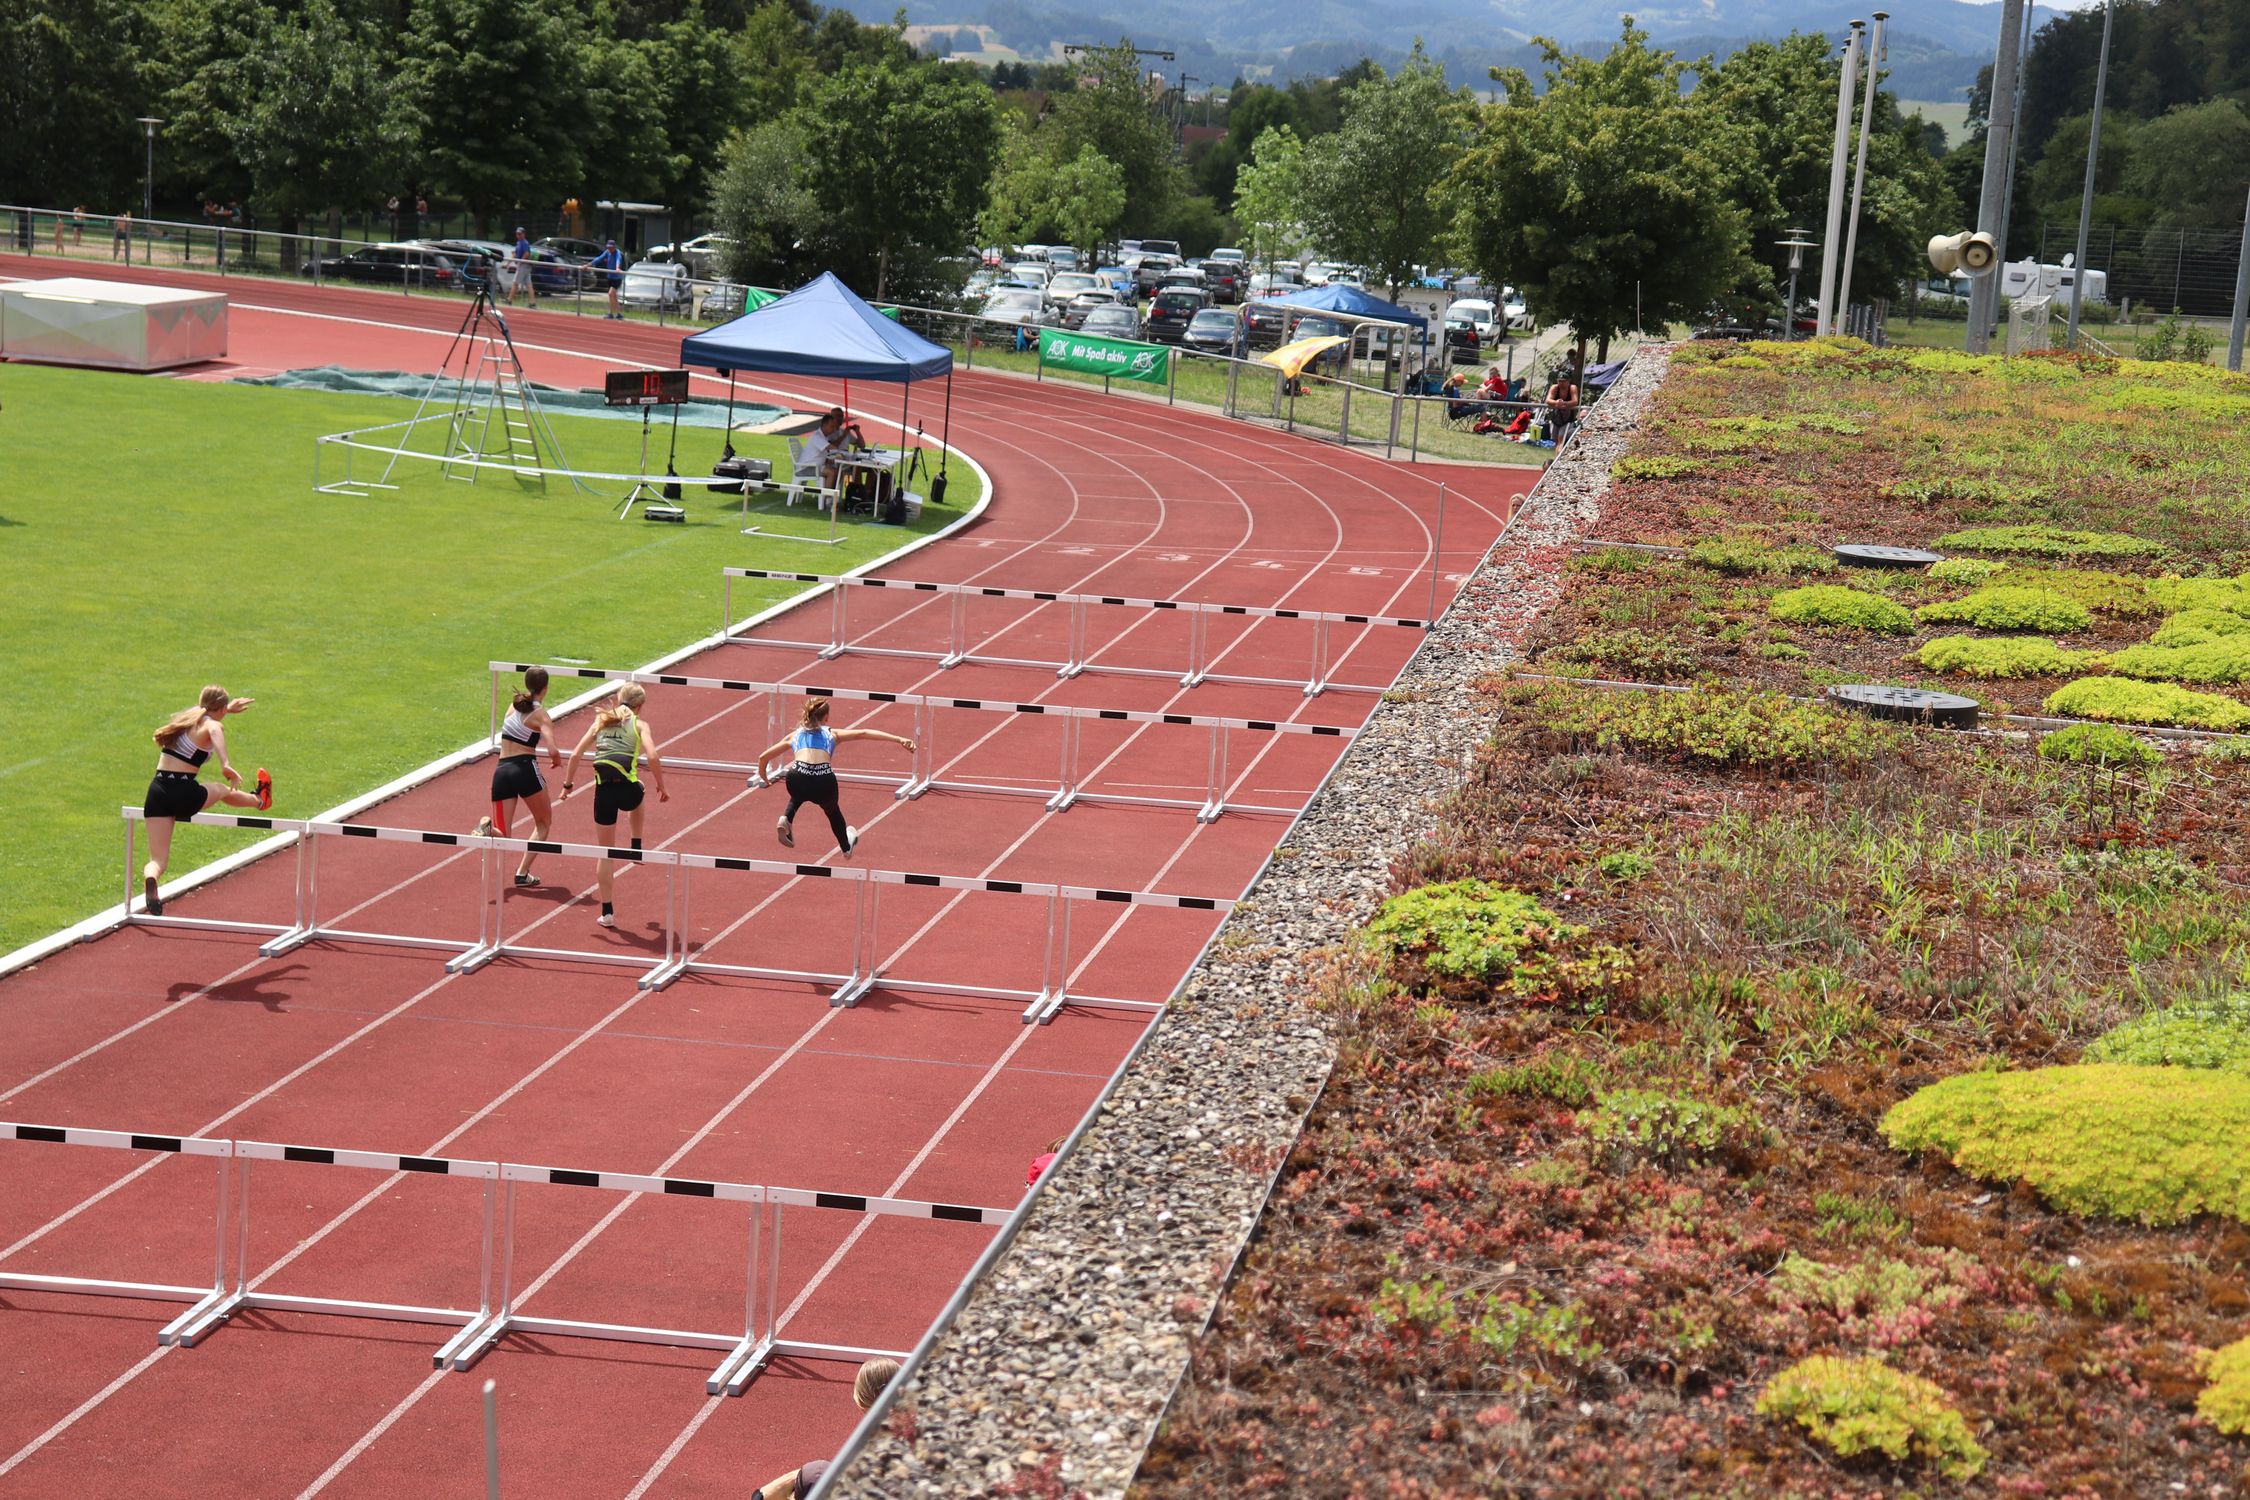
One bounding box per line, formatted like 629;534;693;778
597;912;617;929
776;815;794;849
843;825;861;858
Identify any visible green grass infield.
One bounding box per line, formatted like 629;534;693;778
0;363;983;954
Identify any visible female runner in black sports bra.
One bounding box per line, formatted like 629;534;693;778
140;685;271;915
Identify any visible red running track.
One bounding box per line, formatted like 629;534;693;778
0;257;1531;1498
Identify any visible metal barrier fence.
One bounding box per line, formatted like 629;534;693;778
0;1119;1004;1393
124;808;1233;1023
717;566;1434;697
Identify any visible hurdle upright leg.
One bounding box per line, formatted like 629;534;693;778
123;813;137;918
1044;715;1081;813
1181;608;1210;688
154;1150;238;1345
939;590;968;669
1056;597;1089;680
435;1178;506;1368
1304;615;1332;698
833;879;882;1007
448;835;503;974
1023;894;1074;1024
260;830;319;957
1196;725;1231;824
818;582;849;660
708;1198;780;1395
894;699;934;800
444;1179;518;1370
162;1153;250;1347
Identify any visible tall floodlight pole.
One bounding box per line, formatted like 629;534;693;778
2228;185;2249;372
1995;3;2037;295
1967;0;2027;354
136;116;163;222
1837;12;1889;329
1815;23;1866;336
2067;0;2114;346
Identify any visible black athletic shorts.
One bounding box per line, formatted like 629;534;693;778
491;754;544;802
592;777;645;827
143;771;210;821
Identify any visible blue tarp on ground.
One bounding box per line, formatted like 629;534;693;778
1251;283;1428;330
678;271;951;382
1584;360;1627;390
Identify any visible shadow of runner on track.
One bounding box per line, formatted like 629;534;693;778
168;962;310;1011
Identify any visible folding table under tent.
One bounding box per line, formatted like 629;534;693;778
679;271;955;494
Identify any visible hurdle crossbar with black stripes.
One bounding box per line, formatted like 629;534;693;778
720;567;1431;698
121;809;1233;1021
491;660;1353;823
2;1120;1004;1395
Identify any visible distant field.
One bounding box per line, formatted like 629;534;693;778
0;365;979;953
1904;99;1971;147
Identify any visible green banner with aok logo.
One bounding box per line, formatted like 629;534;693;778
1038;328;1170;385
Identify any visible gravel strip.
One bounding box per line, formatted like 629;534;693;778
831;346;1675;1499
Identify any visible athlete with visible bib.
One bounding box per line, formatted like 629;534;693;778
140;685;272;915
559;684;669;928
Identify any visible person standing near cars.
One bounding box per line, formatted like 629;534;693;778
511;225;536;305
589;238;625;319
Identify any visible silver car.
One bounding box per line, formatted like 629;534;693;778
1079;303;1142;340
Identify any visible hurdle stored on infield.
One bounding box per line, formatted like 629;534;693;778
122;809;1234;1023
0;1120;1006;1395
720;567;1434;698
492;660;1356;824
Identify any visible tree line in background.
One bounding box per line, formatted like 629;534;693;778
5;0;2240;328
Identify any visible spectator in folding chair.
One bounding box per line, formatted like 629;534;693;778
753;696;914;860
558;684;669;929
141;686;271;915
473;666;561;888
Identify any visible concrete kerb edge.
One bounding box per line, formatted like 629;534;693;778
0;445;995;982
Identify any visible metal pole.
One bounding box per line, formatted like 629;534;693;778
1995;1;2037;303
2229;185;2250;372
1837;13;1888;326
1814;24;1865;336
1968;0;2027;353
2068;0;2114;345
1425;483;1449;624
483;1379;501;1500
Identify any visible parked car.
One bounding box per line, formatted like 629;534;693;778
1092;265;1135;298
1156;268;1207;298
699;280;749;320
1443;301;1490;365
1450;298;1501;346
1080;304;1143;340
619;260;690;310
1047;271;1101;305
1291;314;1354;374
1500;286;1531;330
1245;272;1299;300
980;287;1055;336
1181;307;1247;358
645;232;733;278
420;239;578;295
535;236;605;264
1145;286;1209;343
1134;254;1181;292
1138;238;1182;261
301;243;464;288
1200;260;1244;304
1207;247;1247;266
1062;288;1128;329
1007;262;1053;296
1045;246;1081;271
1243;301;1288;348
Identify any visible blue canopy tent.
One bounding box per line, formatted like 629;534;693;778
679;271;956;496
1247;283;1430;380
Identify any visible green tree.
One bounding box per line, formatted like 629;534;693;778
161;0;415;240
1454;22;1749;360
734;0;813;122
404;0;596;234
0;0;150;209
2025;111;2147;232
2125;98;2250;231
984;132;1126;254
1294;46;1469;300
1231;124;1308;278
636;1;754;214
802;54;999;296
1036;39;1180;232
1692;34;1954;311
711;114;831;285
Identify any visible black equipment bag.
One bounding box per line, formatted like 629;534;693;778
710;455;771;495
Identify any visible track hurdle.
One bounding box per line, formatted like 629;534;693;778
122;810;682;986
492;661;1355;823
0;1123;236;1332
119;809;1231;1018
0;1121;1003;1394
720;568;1433;697
449;1162;1009;1395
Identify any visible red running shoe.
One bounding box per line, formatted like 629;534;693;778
255;768;273;811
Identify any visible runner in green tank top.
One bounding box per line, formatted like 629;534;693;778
559;684;668;929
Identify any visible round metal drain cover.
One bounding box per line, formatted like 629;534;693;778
1828;684;1979;729
1834;543;1944;569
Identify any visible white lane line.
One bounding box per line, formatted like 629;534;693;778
0;1345;170;1480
